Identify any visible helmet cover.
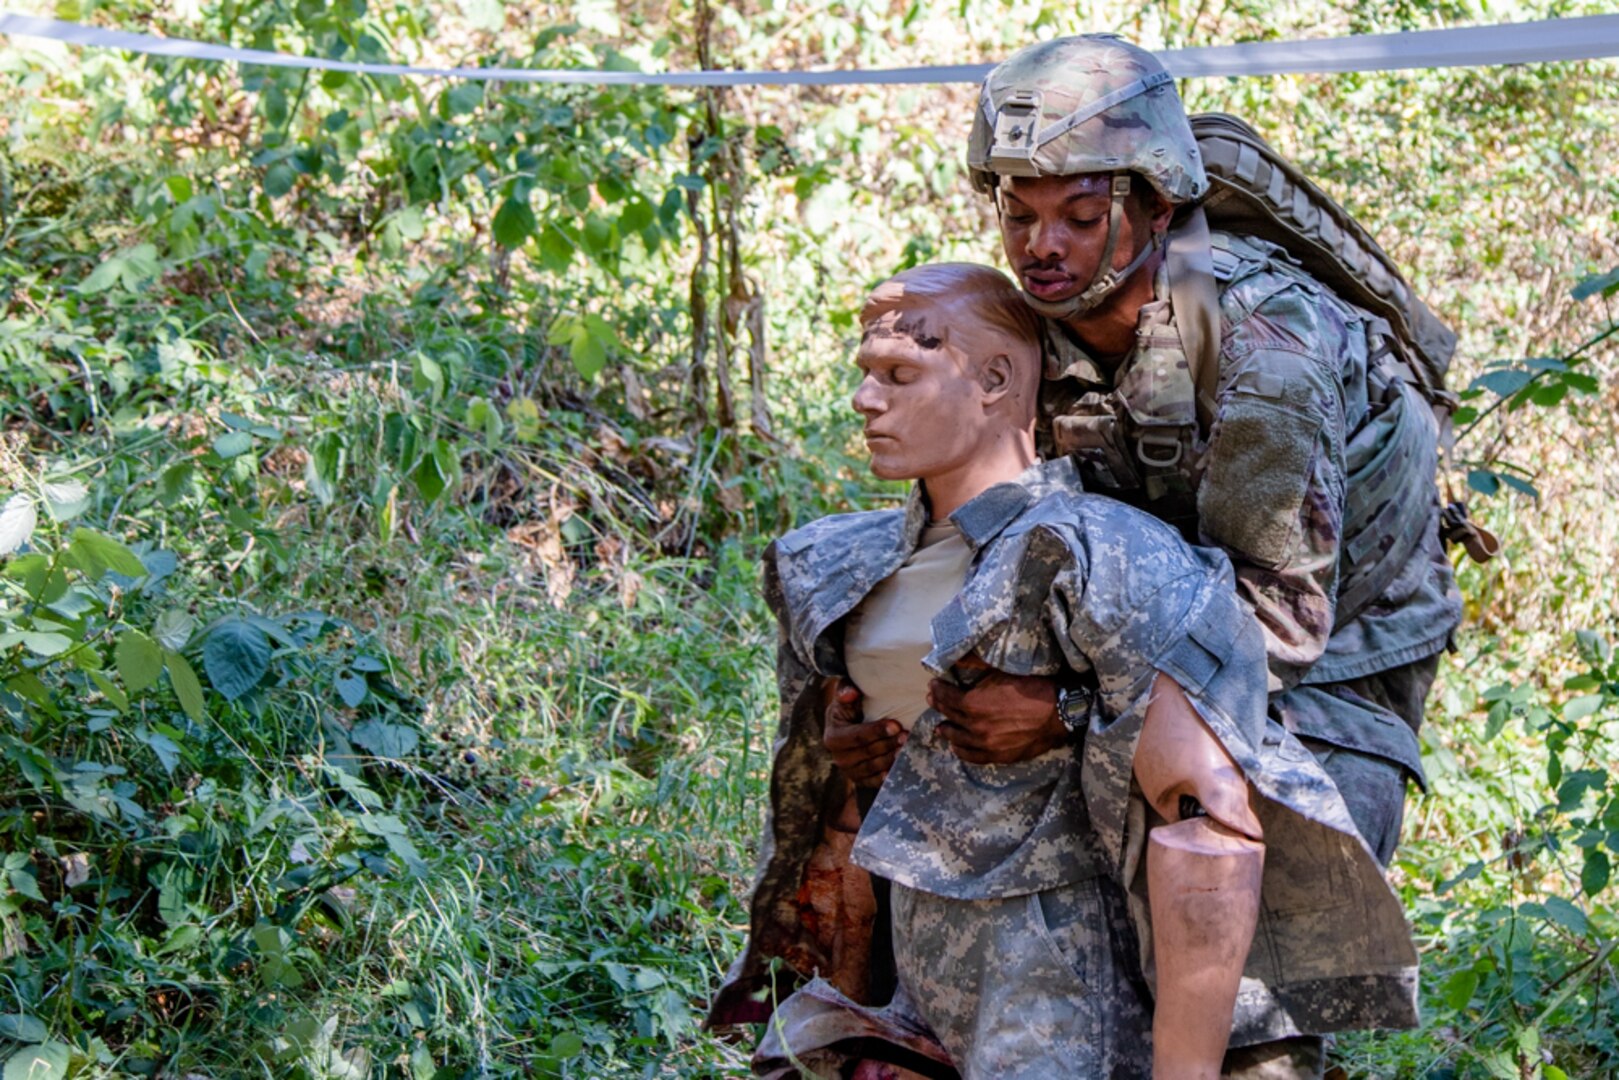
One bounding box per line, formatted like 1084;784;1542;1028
968;34;1208;205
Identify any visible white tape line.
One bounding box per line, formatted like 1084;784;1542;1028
2;11;1618;86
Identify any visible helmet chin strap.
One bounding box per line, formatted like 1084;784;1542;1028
1019;172;1164;321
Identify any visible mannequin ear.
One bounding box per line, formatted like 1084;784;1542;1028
977;354;1015;402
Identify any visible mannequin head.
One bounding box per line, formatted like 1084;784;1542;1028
853;263;1043;515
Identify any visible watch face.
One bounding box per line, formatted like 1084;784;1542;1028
1058;687;1091;728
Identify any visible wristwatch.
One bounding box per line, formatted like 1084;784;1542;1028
1056;684;1092;738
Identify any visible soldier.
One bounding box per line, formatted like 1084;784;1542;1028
709;263;1419;1079
852;34;1462;1077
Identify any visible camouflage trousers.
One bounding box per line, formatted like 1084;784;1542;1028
890;875;1152;1079
753;874;1152;1079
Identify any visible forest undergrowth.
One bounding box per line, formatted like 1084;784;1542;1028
2;1;1619;1077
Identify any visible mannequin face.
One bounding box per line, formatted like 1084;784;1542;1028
850;296;1007;483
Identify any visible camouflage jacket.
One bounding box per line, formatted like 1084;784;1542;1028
709;459;1419;1044
1040;233;1462;739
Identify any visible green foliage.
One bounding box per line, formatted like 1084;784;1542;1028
2;0;1617;1076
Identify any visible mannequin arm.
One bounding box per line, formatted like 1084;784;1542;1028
1134;673;1264;1080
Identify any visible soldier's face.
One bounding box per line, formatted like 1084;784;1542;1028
852;302;997;483
997;174;1162;309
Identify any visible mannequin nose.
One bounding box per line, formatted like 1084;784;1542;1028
852;377;884;417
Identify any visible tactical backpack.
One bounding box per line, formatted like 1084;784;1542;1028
1177;112;1498;569
1192;113;1459;412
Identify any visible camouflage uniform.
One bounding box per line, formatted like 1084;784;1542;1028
1038;237;1461;869
967;33;1464;874
710;459;1419;1075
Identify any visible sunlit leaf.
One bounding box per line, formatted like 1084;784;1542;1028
0;494;37;556
41;481;89;522
115;630;164;695
67;529;146;581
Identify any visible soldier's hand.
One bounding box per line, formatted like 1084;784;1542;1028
930;665;1066;765
822;679;905;788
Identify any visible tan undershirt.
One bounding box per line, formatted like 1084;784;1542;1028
844;521;973;732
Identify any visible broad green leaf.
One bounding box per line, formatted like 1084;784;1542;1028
1540;895;1588;934
1441;969;1477;1011
334;670;368;708
115;630;164;695
570;333;608;379
89;671;128;713
264;162;296;197
76;257;126;294
40;481;89;522
0;1015;45;1042
202;620;271;702
213;431;254;459
0;631;73;657
1528;382;1567;408
1557;768;1606;811
412;451;448;504
0;494;37;556
547;1032;585;1059
394;206;425;242
445;82;483;116
153;610;197;652
412;353;444;399
1498;473;1539;499
1582;849;1610;896
1571;266;1619;301
508;397;542;441
492;196;536;248
1469;369;1533;397
545;314;578;347
4;868;42;902
619;199;654;233
359;813;426;875
3;1041;70;1080
67;529;147;581
162;654;207;722
1563;693;1606;723
1466;470;1501;497
157;866;189;928
1575;630;1612;667
537;222;573;272
352;720;418;759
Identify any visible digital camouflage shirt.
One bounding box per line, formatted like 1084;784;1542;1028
709;458;1419;1047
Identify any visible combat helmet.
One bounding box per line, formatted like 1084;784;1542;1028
969;35;1208;319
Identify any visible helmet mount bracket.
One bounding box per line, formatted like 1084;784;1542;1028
988;90;1044;178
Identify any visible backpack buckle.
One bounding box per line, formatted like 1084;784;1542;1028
1137;431;1184;469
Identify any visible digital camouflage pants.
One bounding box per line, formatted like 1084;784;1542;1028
753;873;1152;1079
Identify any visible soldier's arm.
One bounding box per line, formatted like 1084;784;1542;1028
822;679;906;788
1197;314;1348;690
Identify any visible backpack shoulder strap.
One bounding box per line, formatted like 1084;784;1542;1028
1165;205;1221;436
